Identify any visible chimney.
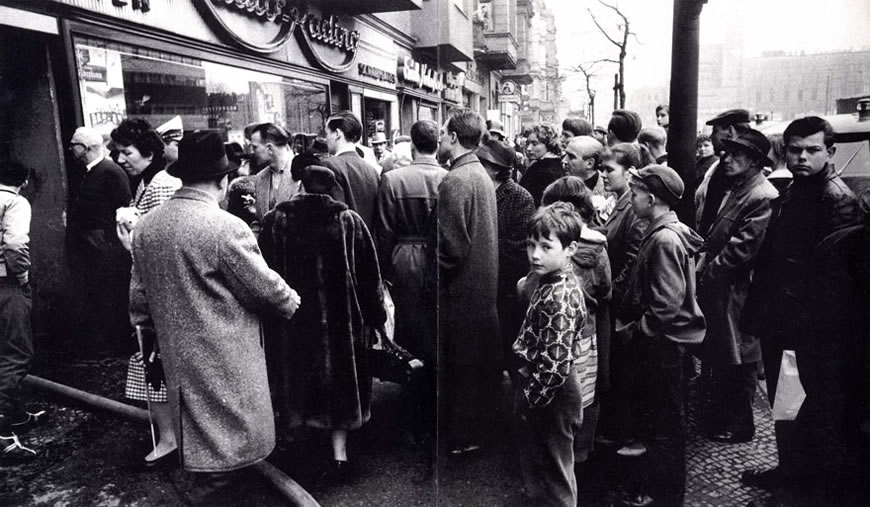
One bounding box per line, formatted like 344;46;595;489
858;98;870;122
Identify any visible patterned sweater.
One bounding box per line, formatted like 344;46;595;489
513;265;587;408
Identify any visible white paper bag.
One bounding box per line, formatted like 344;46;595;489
771;350;806;421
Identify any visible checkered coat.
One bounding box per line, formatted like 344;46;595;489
130;187;298;472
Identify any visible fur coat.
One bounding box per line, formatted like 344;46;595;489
260;193;386;431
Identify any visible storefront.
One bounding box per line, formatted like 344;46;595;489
0;0;402;343
396;54;444;132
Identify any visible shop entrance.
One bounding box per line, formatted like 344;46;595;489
363;97;391;145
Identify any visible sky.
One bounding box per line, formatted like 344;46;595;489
548;0;870;113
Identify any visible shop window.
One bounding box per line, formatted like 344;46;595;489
73;37;328;144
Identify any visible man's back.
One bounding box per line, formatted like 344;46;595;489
322;151;380;232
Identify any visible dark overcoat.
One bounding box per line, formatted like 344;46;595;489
260;193;386;431
696;171;778;365
130;187;298;472
437;152;500;366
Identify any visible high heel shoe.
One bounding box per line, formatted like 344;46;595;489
143;448;178;469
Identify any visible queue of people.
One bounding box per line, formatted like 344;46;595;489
2;103;869;507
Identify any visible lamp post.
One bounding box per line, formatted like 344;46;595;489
668;0;707;229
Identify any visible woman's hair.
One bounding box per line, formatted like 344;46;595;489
541;175;595;223
767;133;785;166
110;118;164;159
523;123;562;156
696;133;712;147
603;142;641;170
526;201;584;247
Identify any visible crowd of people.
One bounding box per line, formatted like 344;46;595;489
1;102;869;507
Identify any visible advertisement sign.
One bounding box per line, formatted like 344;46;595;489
76;46;127;130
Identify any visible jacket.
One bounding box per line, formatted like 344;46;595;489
620;211;706;345
130;187;298;472
596;191;648;306
696;171;778;365
254;162;301;221
519;156;566;207
0;186;30;284
438;152;500;366
321;151;381;232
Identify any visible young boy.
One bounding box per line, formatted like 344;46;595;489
618;164;705;506
513;202;587;506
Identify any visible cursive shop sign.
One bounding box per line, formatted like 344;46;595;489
199;1;361;73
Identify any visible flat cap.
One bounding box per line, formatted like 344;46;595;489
629;164;685;205
706;108;751;126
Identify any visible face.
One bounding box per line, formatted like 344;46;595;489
526;133;548;161
721;148;758;178
68;138;90;162
656;110;669;128
561;142;592;178
710;124;733;153
560;131;574;149
116;143;153;176
373;142;386;158
785;132;833;177
697;140;714;158
602;159;629;194
164;140;179;164
527;231;576;276
249;132;272;168
437;121;454;164
630;183;654;219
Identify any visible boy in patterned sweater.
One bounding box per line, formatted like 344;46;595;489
513;202;588;506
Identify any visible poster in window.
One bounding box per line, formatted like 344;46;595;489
76;46;127;131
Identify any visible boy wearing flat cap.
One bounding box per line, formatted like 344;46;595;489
616;164;706;506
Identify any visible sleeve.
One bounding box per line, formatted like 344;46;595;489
220;218;298;320
523;282;586;408
349;212;387;327
2;197;31;285
108;165;133;210
128;242;152;330
637;234;688;339
822;184;861;235
136;175;181;215
699;197;773;286
437;177;472;273
612;216;648;302
374;177;397;282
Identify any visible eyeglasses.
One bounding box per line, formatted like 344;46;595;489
69;142;88;150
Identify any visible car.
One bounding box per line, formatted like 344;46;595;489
757;98;870;196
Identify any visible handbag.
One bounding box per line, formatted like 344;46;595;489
771;350;806;421
136;326;166;391
369;326;421;384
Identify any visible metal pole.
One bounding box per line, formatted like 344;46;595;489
23;375;321;507
667;0;707;229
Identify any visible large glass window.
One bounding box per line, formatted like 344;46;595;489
73;37;329;143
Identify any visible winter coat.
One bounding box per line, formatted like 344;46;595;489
129;187;298;472
438;152;500;366
619;211;706;345
374;158;446;358
596;191;648;306
742;163;861;347
695;171;778;366
519;156;566;207
321;150;381;233
259;193;386;431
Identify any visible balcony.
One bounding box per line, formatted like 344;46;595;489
320;0;422;15
412;0;474;64
475;29;518;70
501;58;533;85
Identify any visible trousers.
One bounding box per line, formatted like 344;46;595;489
0;280;33;428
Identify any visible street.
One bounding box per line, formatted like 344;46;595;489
0;354;783;506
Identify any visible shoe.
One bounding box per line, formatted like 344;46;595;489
9;411;48;434
709;430;754;444
616;441;647;457
449;443;481;456
144;448;178;469
0;434;36;465
740;467;779;488
616;491;654;506
315;460;354;487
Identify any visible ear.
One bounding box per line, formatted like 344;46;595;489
828;145;836;157
564;240;580;258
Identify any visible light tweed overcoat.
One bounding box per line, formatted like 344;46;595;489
130;187;298;472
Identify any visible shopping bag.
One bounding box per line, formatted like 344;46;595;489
771;350;806;421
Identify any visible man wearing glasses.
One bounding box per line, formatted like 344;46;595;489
67;126;132;357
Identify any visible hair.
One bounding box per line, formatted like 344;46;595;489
446;108;486;149
638;126;667;150
656;104;669;115
252;123;291;146
410;120;439;154
73;126;105;148
525;123;562;156
110;118;164;159
0;161;30;187
608;110;642;143
767;133;785;166
783;116;835;148
291;153;320;181
243;122;261;141
562;118;593;137
526;201;584;247
226;175;258;226
541;176;596;223
696;133;712;147
326;110;363;143
603;142;641;170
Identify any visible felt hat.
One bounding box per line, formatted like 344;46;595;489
487;119;506;138
629;164;685;205
370;132;387;145
706;108;751;127
167;131;232;181
722;128;775;167
476;139;515;169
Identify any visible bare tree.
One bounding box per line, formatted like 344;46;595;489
570;60;613;124
587;0;637;109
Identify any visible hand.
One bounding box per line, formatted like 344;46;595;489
116;222;134;253
287;288;301;315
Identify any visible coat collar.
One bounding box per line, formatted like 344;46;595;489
705;170;768;222
642;210;679;240
411;156;442;168
450;152;480;170
171;186;220;206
